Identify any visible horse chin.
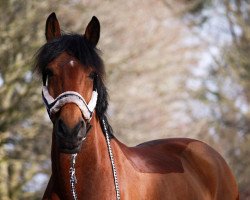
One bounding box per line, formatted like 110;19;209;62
57;140;83;154
60;146;82;154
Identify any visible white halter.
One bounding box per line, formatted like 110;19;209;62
42;86;98;121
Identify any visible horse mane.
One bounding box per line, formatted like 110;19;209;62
34;33;113;136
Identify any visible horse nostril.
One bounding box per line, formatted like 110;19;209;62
57;119;69;137
75;120;82;132
73;120;86;138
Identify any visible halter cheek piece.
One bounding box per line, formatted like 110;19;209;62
42;86;98;133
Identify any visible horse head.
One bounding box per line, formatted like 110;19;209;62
36;13;106;154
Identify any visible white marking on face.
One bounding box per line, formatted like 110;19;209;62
69;60;74;67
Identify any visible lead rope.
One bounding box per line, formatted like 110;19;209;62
69;120;120;200
102;119;121;200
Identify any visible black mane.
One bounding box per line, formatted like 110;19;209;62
34;33;113;136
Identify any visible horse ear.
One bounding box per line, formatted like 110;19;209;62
45;12;61;42
84;16;100;46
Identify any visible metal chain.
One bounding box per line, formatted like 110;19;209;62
70;153;78;200
69;120;120;200
102;119;121;200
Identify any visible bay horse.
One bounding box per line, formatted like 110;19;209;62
35;13;239;200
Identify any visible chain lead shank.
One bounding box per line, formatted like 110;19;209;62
102;119;121;200
70;153;78;200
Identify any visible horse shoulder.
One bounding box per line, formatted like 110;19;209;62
115;138;239;199
115;138;195;174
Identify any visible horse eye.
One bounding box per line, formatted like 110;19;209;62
88;72;96;80
45;68;53;78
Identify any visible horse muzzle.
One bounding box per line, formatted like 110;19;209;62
41;86;98;154
55;118;87;154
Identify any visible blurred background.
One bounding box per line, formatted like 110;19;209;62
0;0;250;199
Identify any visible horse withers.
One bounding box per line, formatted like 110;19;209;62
34;12;239;200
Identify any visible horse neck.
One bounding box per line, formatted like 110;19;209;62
50;114;114;197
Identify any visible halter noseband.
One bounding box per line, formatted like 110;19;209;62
42;86;98;122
